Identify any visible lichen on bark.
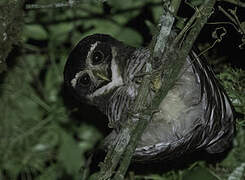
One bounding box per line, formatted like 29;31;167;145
0;1;24;73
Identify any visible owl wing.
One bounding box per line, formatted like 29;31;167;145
124;48;150;82
105;48;150;128
105;85;136;128
189;50;235;153
133;50;235;162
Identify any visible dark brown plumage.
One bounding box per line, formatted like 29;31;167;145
64;34;235;162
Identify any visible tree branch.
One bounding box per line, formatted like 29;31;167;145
95;0;216;179
0;1;24;73
25;0;105;9
218;0;245;8
25;2;162;25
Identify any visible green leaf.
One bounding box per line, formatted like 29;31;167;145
36;165;60;180
182;166;218;180
188;0;204;6
145;20;158;36
228;163;245;180
218;66;245;114
107;0;146;10
71;31;84;45
116;28;143;47
23;54;46;83
89;172;100;180
44;52;66;102
23;24;48;40
48;23;74;45
82;20;143;46
82;20;119;37
152;5;162;23
112;11;140;24
0;0;8;6
175;18;188;30
76;124;102;153
44;63;60;102
58;130;83;175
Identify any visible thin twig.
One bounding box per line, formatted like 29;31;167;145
26;2;77;9
218;6;245;35
207;21;239;32
25;0;104;9
171;0;182;15
174;6;200;45
218;0;245;8
229;8;245;35
218;6;238;25
26;2;162;25
153;0;175;59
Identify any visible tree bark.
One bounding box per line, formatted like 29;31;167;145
0;1;24;73
96;0;217;179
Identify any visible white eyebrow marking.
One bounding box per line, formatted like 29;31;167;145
71;71;83;88
87;42;98;66
87;48;123;99
70;42;99;88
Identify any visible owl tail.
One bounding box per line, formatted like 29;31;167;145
190;50;235;154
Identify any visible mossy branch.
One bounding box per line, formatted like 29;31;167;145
0;1;24;73
25;0;105;9
95;0;216;179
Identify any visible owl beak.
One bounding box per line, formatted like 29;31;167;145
96;72;110;82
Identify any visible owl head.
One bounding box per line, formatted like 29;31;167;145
64;34;136;110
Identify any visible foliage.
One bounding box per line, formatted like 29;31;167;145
0;1;24;73
218;66;245;115
0;0;244;179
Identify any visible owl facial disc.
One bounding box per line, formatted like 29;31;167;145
70;42;100;88
87;48;123;99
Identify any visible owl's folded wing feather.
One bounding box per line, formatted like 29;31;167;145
190;50;235;153
133;50;235;162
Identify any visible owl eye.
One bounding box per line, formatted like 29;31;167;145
92;50;104;65
78;73;91;87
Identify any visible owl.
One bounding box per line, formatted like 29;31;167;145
64;34;235;162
